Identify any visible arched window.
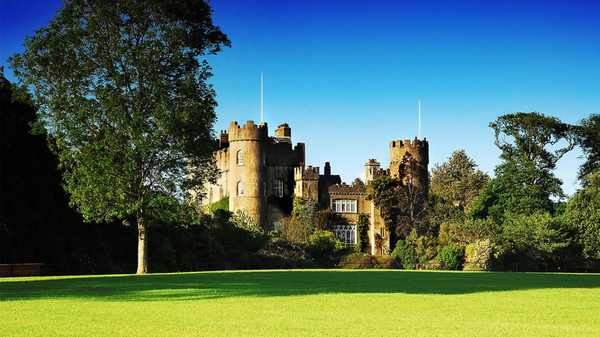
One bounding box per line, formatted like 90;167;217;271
237;150;244;165
237;181;244;196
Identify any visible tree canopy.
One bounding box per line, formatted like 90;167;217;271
430;150;490;212
9;0;230;274
490;112;575;170
575;113;600;186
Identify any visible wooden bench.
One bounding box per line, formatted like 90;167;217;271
0;263;44;277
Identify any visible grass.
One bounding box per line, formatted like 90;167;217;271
1;270;599;336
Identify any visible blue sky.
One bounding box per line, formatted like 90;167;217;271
2;0;599;197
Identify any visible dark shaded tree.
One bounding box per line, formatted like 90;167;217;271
395;152;430;238
9;0;230;273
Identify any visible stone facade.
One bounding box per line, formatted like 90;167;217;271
198;120;428;255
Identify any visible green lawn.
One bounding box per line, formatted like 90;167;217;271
1;270;599;336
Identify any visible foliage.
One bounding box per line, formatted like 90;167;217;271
258;235;313;269
391;240;417;270
210;196;229;212
448;217;501;247
9;0;230;274
489;112;575;170
436;244;464;270
575;114;599;186
355;213;370;253
313;209;338;231
306;230;345;265
352;177;366;187
422;259;444;270
365;175;397;225
470;112;575;227
0;74;130;273
230;210;261;233
469;159;563;223
430;150;490;212
463;239;495;271
562;174;600;259
340;253;379;269
502;212;570;267
292;196;318;232
277;216;311;244
395;152;431;238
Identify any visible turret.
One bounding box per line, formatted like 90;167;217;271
228;121;269;226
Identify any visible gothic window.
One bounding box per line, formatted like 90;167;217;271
273;180;284;197
237;150;244;165
332;199;357;213
237;181;244;196
380;227;385;238
333;224;357;245
209;189;213;204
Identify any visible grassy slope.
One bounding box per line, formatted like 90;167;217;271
1;270;599;336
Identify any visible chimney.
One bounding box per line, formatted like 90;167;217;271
275;123;291;138
325;162;331;176
218;131;229;147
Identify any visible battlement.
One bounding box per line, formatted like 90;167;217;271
390;137;428;149
294;165;320;181
328;182;366;195
228;120;269;141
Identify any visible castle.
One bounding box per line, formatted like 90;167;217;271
197;120;428;255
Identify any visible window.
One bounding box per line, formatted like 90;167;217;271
209;189;213;204
273;180;283;197
237;150;244;165
380;227;385;238
237;181;244;196
333;224;357;245
332;199;357;213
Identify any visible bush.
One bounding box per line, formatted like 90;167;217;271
306;230;345;266
463;239;493;271
340;253;378;269
436;244;464;270
391;240;417;270
422;259;444;270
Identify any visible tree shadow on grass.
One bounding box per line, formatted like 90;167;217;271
1;270;599;302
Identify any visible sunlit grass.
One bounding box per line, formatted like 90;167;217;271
1;270;599;336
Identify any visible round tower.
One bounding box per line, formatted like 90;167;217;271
228;120;268;226
389;137;429;191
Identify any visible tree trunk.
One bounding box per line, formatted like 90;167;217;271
136;213;148;274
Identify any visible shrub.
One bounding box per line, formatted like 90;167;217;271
340;253;378;269
422;259;444;270
436;244;464;270
391;240;417;270
306;230;345;266
463;239;493;271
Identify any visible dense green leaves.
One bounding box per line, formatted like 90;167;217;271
430;150;490;212
9;0;230;273
563;172;600;259
575;113;600;186
490;112;575;170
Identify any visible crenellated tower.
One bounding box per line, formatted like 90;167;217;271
389;137;429;197
228;120;269;224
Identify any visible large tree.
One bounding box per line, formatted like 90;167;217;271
9;0;230;274
472;112;575;222
489;112;575;171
